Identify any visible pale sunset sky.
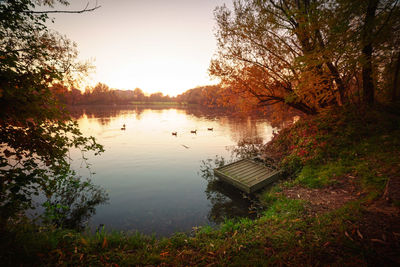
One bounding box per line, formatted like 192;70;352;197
47;0;231;96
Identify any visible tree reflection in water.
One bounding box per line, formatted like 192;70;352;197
199;156;263;224
42;174;109;231
228;136;265;160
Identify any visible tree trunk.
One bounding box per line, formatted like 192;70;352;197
315;29;346;105
362;43;375;105
361;0;379;106
392;51;400;103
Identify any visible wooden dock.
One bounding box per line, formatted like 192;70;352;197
214;159;282;194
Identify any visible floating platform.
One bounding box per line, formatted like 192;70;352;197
214;159;282;194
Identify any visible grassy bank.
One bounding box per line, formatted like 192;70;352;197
2;106;399;266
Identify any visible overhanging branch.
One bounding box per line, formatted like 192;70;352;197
23;2;101;14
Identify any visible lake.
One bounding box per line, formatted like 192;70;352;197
68;105;277;236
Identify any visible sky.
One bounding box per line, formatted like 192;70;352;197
46;0;231;96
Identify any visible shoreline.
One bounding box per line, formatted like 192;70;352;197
2;106;400;266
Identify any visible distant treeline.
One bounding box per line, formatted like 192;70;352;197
51;83;175;105
51;83;223;107
175;85;221;106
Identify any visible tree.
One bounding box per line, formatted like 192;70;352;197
361;0;380;105
133;88;145;101
335;0;400;105
0;0;106;228
210;0;338;115
149;92;164;102
210;0;400;113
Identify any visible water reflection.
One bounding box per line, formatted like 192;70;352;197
199;139;269;225
42;175;109;231
199;157;260;224
65;105;279;235
68;104;225;121
229;137;265;160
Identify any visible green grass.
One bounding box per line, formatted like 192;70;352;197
295;161;349;188
0;194;380;266
1;190;368;266
291;130;399;195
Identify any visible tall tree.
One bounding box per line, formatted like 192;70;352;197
361;0;380;105
393;51;400;102
210;0;344;114
210;0;400;113
338;0;400;105
0;0;106;227
133;88;145;101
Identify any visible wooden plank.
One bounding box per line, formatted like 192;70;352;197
219;163;248;173
249;171;282;193
245;167;275;179
223;161;253;174
246;168;276;183
241;165;268;179
214;169;251;193
235;170;263;183
214;158;282;194
224;166;257;180
217;159;247;171
245;166;272;181
219;166;250;176
225;159;257;174
241;168;268;183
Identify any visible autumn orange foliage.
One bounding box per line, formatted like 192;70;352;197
209;0;400;115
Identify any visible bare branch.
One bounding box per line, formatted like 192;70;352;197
24;2;101;14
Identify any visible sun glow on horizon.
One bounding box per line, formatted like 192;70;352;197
46;0;229;96
84;60;220;97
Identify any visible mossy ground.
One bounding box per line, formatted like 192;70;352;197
1;106;399;266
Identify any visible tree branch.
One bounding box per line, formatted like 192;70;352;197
24;2;101;14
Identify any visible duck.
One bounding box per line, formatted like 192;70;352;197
172;132;177;136
121;124;126;130
207;128;213;131
190;130;197;134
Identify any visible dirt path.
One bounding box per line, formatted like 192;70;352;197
282;177;358;214
281;176;400;265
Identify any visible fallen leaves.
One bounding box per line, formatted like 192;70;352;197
344;231;353;241
102;237;108;248
357;229;363;239
81;237;88;246
370;239;387;244
160;251;169;257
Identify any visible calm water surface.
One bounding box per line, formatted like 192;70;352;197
69;106;276;236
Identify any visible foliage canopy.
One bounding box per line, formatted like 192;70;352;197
210;0;400;114
0;0;106;228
